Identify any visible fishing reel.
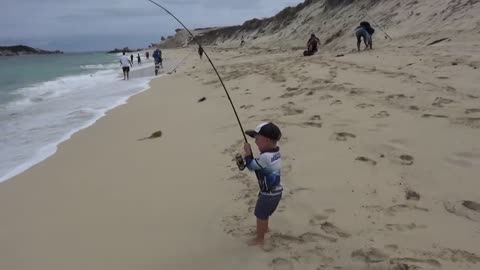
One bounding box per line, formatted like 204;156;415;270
235;154;246;171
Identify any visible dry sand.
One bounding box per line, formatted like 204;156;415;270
2;25;480;270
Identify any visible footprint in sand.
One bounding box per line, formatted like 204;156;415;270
330;100;343;106
390;258;441;268
445;86;456;92
444;200;480;222
320;94;334;100
434;247;480;264
453;117;480;128
270;232;337;246
353;249;442;269
465;108;480;114
270;258;294;270
409;105;420;111
386;94;407;101
446;150;480;168
280;87;306;98
385;223;427;232
281;103;304;116
356;103;375;109
286;86;300;91
303;122;322;128
400;154;414;165
263;97;271;101
405;188;420;201
309;209;336;226
320;222;351;238
349;90;362;95
462;201;480;212
432;97;455;107
352;248;389;263
240;105;254;109
309;215;329;226
334;132;356;141
356;156;377;166
422;114;448;118
310;115;321;121
371;111;390;119
386;204;429;216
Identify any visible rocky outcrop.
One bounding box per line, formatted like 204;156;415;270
0;45;63;56
107;47;144;54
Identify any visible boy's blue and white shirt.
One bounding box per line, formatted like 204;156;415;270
245;148;282;195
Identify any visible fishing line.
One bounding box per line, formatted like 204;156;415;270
364;12;392;40
168;50;194;74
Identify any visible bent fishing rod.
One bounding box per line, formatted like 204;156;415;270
146;0;248;143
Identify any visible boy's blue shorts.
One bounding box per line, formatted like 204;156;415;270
255;192;282;220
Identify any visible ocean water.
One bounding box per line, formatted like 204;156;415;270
0;52;160;182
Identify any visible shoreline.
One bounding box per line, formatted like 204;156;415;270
0;48;190;183
0;79;152;183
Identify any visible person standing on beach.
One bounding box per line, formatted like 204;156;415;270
153;49;163;69
130;54;134;65
146;51;150;60
198;46;204;59
120;52;132;80
137;53;141;65
243;122;283;246
355;21;374;51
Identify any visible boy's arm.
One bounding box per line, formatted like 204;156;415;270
244;154;264;171
244;142;263;171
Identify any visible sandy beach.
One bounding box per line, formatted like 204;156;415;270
2;3;480;269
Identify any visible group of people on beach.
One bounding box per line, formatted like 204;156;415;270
304;21;375;56
120;49;164;79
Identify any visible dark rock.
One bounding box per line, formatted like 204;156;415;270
0;45;63;56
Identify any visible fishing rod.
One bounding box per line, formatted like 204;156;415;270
146;0;248;143
365;12;392;40
168;50;194;74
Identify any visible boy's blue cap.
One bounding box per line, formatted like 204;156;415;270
245;122;282;141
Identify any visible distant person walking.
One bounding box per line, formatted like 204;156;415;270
146;51;150;60
153;48;163;68
137;53;141;65
355;21;374;51
130;54;134;65
120;52;133;80
198;46;204;59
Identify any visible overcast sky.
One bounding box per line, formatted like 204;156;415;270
1;0;303;52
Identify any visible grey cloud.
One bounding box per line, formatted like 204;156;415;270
1;0;303;51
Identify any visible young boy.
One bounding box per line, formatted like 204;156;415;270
243;122;283;245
